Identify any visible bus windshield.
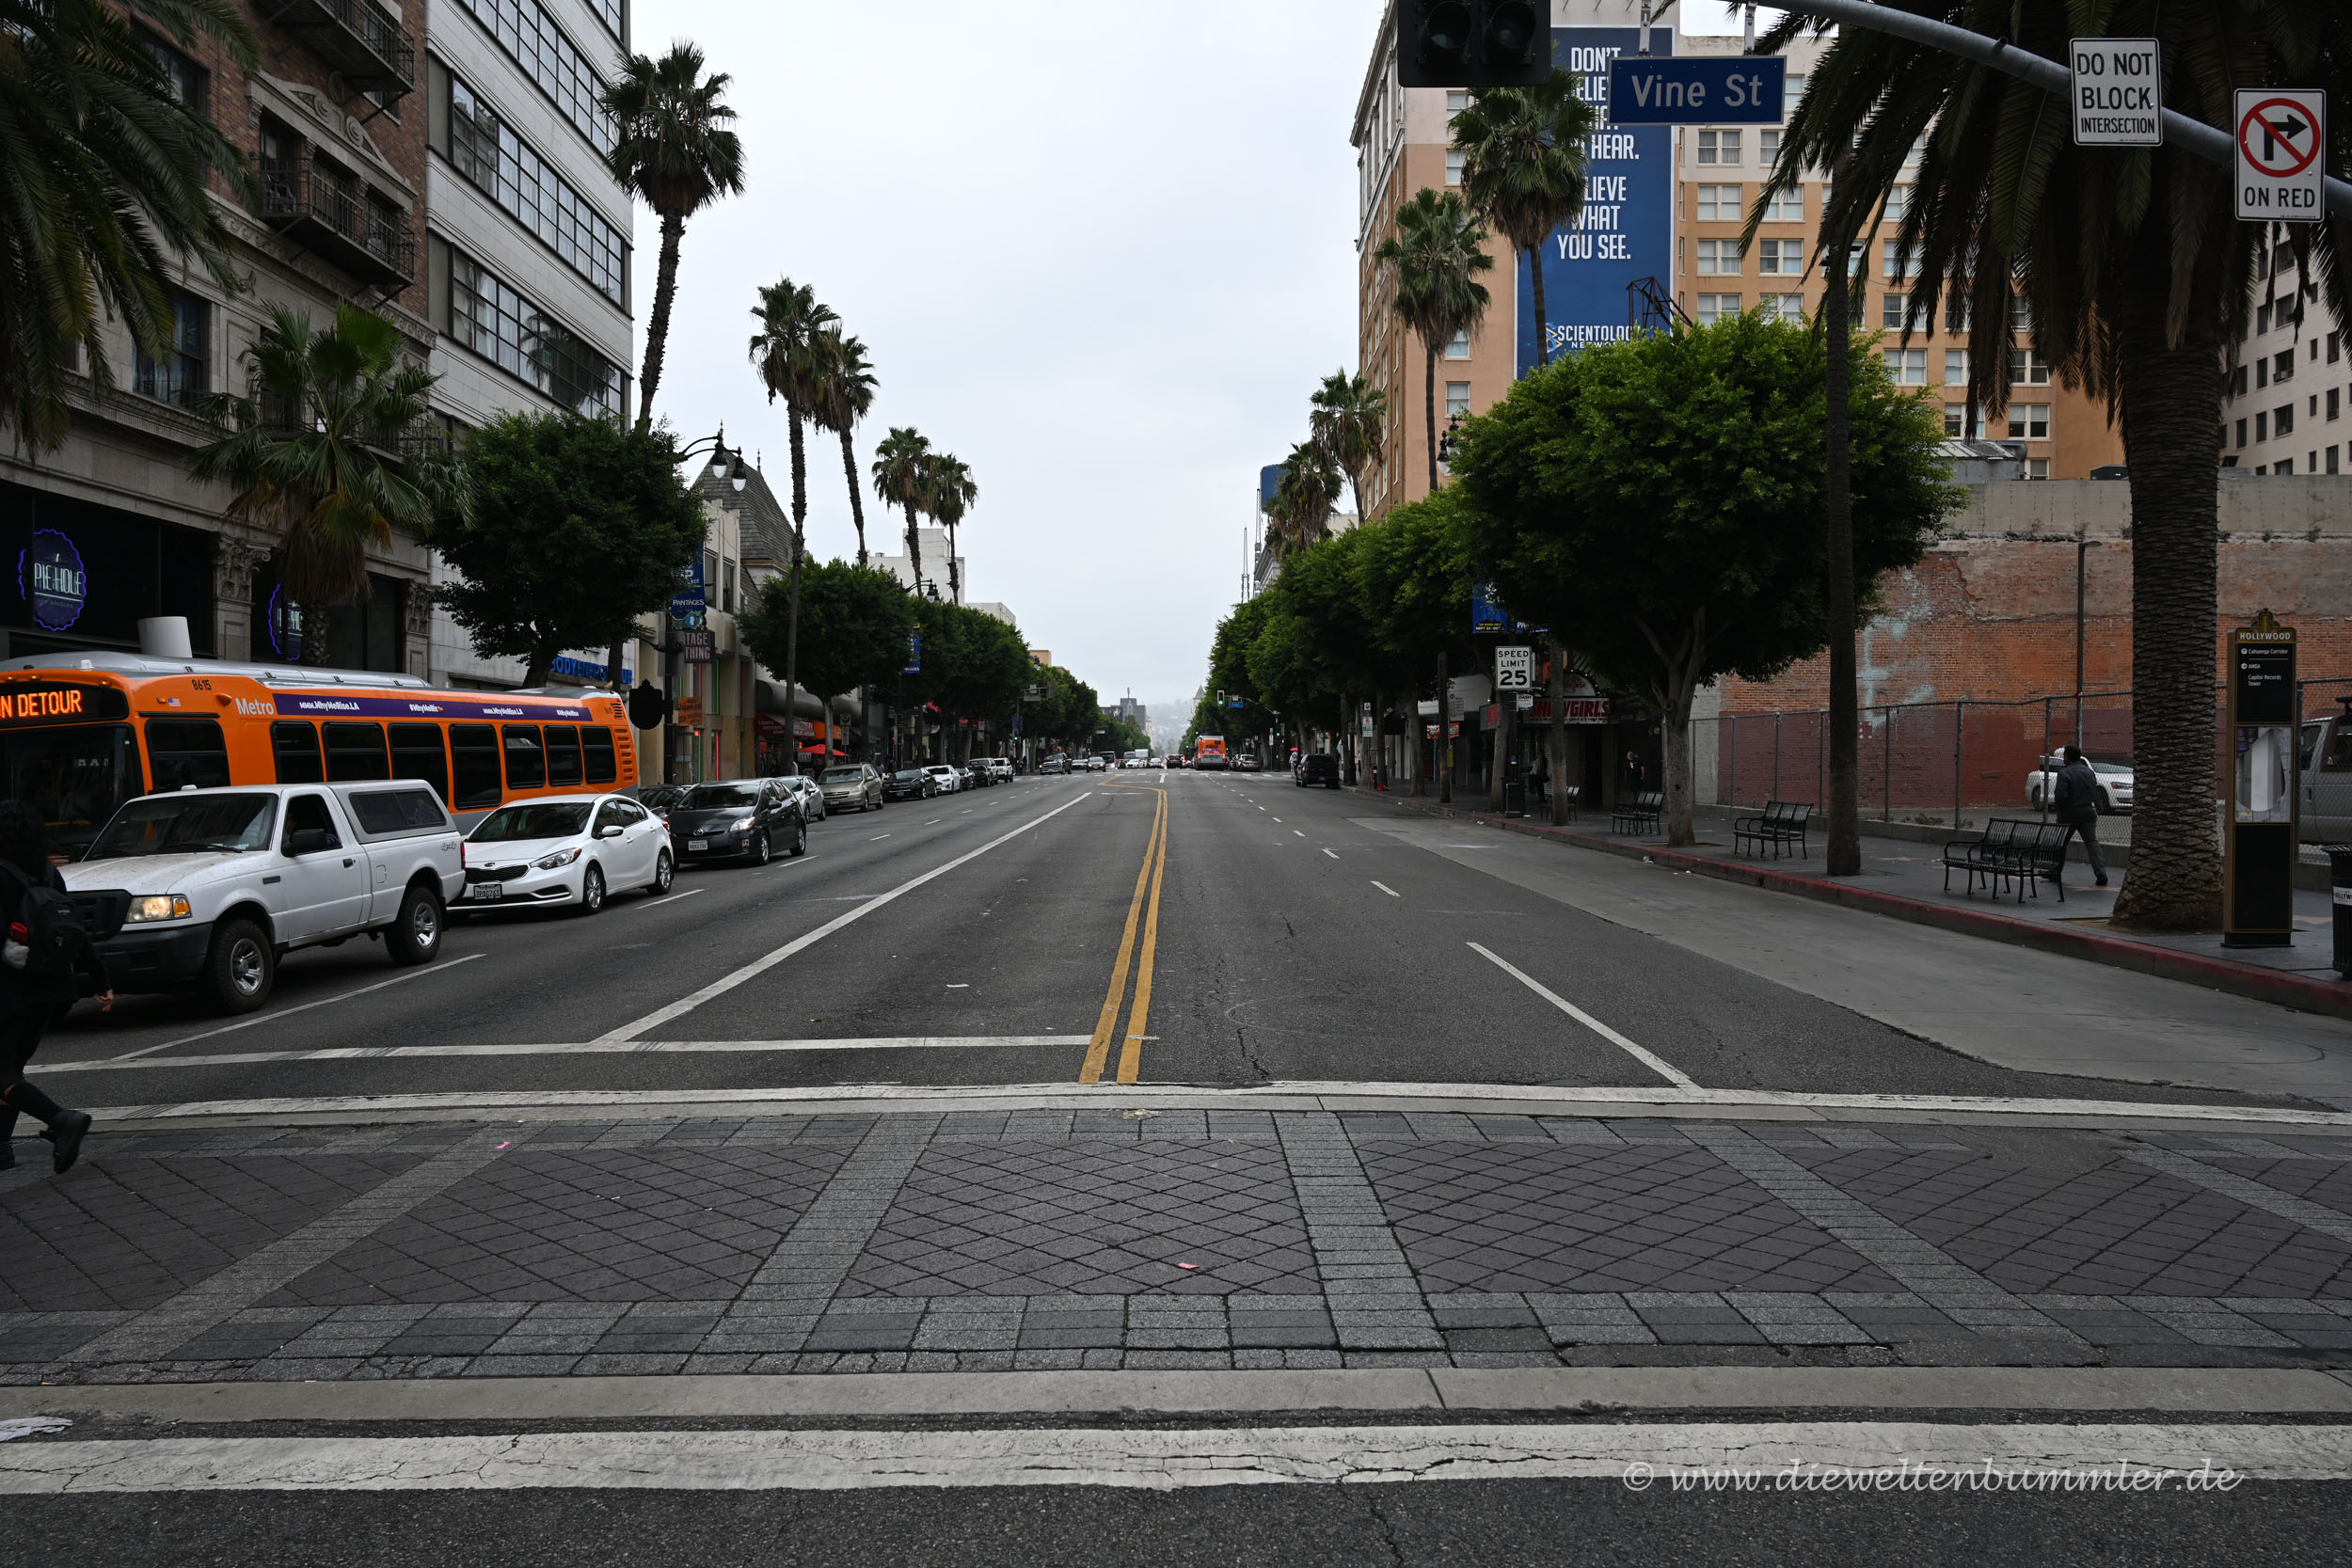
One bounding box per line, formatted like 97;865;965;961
87;793;278;860
0;723;142;860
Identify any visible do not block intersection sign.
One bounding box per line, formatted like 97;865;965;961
2235;88;2327;222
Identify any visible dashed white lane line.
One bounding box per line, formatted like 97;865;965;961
871;833;892;840
623;886;707;905
925;819;942;825
1293;831;1305;838
1322;848;1340;860
1372;881;1400;896
1469;942;1697;1089
7;1421;2347;1493
101;955;490;1063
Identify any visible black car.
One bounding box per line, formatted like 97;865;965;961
1295;753;1340;789
666;778;805;865
882;768;935;801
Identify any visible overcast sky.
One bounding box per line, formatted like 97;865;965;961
628;2;1753;720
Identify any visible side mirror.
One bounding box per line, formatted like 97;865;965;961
284;827;337;857
596;824;623;839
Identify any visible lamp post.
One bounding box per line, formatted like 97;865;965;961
661;432;747;782
2074;536;2101;749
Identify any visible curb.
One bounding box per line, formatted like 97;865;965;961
1356;789;2352;1025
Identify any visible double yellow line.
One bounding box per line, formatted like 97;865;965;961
1078;784;1168;1085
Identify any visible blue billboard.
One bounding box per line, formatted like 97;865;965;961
1517;27;1676;374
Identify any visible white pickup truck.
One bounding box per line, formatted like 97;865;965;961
63;783;465;1014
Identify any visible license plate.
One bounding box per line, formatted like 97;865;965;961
690;838;709;851
467;883;503;902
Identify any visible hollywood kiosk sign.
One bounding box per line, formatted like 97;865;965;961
2225;610;2298;947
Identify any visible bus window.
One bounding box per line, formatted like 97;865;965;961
389;722;451;804
146;718;230;791
501;724;545;789
271;721;324;784
0;721;140;859
583;725;618;784
324;721;390;781
451;723;502;810
544;724;582;787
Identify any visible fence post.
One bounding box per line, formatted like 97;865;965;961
2041;698;2053;820
1953;701;1964;830
1727;714;1738;807
1772;712;1783;802
1882;708;1893;822
1817;708;1826;807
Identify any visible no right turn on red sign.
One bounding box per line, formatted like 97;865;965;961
2235;88;2326;222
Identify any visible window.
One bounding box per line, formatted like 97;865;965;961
389;722;450;804
2009;404;2050;440
324;721;390;782
2276;456;2294;473
1445;327;1470;359
2010;295;2032;333
1943;348;1969;385
1445;148;1464;186
2273;349;2294;383
2330;446;2341;474
721;559;736;613
541;723;582;786
2329;388;2341;420
271;721;324;784
2026;458;2050;480
2010;348;2050;386
1694;293;1740;325
2329;331;2341;364
583;726;618;785
2236;418;2249;448
1696;183;1740;221
1761;185;1803;222
1943;404;1990;437
281;794;340;851
1445;382;1470;419
1882;293;1924;329
1883;348;1927;384
1884;184;1912;220
144;720;229;792
2258;358;2270;388
1695;129;1740;165
1756;293;1804;323
1786;74;1806;102
1445;90;1468;119
2275;403;2295;437
1944;295;1970;333
1758;129;1781;165
452;723;502;810
443;71;627;306
135;290;207;406
140;35;206;115
2233;364;2249;396
501;724;545;788
451;0;614;154
350;788;448;834
2257;302;2272;335
1756;238;1800;276
1696;239;1740;275
2257;411;2269;441
1881;241;1917;277
448;250;624;418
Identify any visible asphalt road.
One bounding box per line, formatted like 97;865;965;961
23;768;2319;1113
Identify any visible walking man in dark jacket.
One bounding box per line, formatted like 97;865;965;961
2050;746;2110;888
0;801;108;1173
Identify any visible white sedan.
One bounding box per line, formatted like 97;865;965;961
2024;754;2135;815
458;794;674;917
924;765;961;794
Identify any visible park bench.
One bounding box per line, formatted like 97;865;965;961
1941;817;2070;902
1732;800;1815;860
1611;789;1664;836
1558;784;1581;820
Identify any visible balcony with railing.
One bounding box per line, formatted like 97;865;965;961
260;153;415;289
262;0;416;99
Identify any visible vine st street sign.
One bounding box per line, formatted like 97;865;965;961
2235;88;2326;221
1606;55;1785;123
2068;38;2160;146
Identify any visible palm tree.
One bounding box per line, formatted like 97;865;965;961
748;278;841;776
190;303;469;659
601;42;743;431
1451;70;1597;370
0;0;255;450
1267;441;1340;562
871;426;934;595
1374;188;1494;493
1757;3;2350;933
1308;370;1388;523
926;454;977;604
809;331;879;566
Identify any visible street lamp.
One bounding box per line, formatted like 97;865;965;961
658;431;749;783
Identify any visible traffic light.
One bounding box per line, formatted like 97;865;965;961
1397;0;1549;88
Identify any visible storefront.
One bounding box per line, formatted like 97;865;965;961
0;478;215;660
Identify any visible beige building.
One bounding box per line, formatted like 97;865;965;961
2223;226;2348;476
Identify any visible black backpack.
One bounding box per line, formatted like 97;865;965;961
1;863;84;979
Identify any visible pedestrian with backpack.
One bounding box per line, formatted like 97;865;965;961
2049;746;2111;889
0;801;108;1173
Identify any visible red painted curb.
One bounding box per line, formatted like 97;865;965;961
1357;789;2352;1025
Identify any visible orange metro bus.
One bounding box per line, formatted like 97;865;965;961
1193;735;1228;770
0;651;639;858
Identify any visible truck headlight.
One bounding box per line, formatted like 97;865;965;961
532;847;582;870
126;895;192;923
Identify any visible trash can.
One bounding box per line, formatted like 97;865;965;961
2330;847;2352;980
1503;781;1528;817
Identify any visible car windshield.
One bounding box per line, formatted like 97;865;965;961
821;768;865;783
86;793;276;860
471;802;593;842
2092;762;2131;776
894;770;928;782
682;784;761;809
632;785;687;808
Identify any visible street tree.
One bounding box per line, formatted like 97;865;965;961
1353;493;1476;800
748;276;841;772
1266;441;1341;564
927;453;977;604
1756;3;2352;927
809;332;880;565
1248;526;1382;771
1451;69;1597;370
739;561;911;761
871;426;934;594
1454;311;1957;846
190;303;469;654
1374;188;1495;493
602;42;743;432
0;0;254;450
429;412;704;689
1309;370;1388;523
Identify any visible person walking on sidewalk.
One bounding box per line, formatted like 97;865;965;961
0;802;108;1173
2050;745;2110;889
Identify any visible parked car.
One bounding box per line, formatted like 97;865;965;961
1041;755;1070;774
460;793;672;921
884;768;936;801
982;757;1014;782
667;778;807;865
64;783;464;1013
2298;706;2352;845
2024;753;2134;814
777;774;826;822
820;763;885;813
925;765;962;795
626;784;690;825
960;763;990;789
1295;753;1340;789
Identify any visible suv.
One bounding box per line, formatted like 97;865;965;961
820;763;884;813
64;783;463;1013
980;757;1014;783
1295;753;1340;788
666;778;807;865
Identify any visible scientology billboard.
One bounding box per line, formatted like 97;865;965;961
1517;26;1675;374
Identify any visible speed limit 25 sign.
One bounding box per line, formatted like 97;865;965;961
2235;88;2327;222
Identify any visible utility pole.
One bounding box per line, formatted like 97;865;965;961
1823;180;1862;878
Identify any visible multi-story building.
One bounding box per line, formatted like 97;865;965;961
873;529;964;604
420;0;636;688
2222;227;2348;475
1;0;435;670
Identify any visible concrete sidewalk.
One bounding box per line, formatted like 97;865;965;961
1359;787;2352;1023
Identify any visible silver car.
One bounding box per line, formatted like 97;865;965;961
819;763;884;813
